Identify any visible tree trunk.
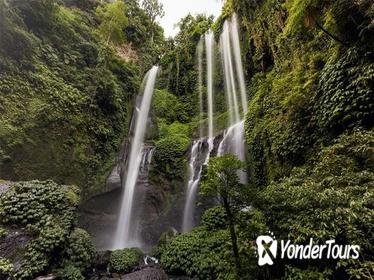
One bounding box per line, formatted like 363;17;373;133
315;20;348;46
223;196;241;278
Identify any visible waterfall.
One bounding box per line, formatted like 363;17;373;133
182;141;202;232
182;14;248;232
113;66;159;249
182;139;210;232
197;37;204;138
217;120;247;183
220;14;248;124
181;31;216;232
230;14;248;115
221;21;240;124
219;14;248;181
205;30;215;139
139;146;155;173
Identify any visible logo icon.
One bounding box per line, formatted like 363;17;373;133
256;234;278;266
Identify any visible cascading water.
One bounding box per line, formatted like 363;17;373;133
182;14;249;232
181;30;217;232
205;30;215;139
217;120;247;182
182;140;205;232
221;21;240;124
197;37;204;138
230;14;248;115
113;66;159;249
139;146;155;174
219;13;248;181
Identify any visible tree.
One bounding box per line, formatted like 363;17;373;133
159;14;213;118
283;0;372;46
200;155;247;279
141;0;164;43
96;0;128;45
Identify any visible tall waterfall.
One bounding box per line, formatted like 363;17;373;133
182;14;248;232
205;30;215;139
230;14;248;115
221;21;240;124
220;14;248;181
182;30;216;232
113;66;159;249
197;37;204;138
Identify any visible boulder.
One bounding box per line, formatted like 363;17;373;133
0;181;11;196
93;250;111;271
0;227;31;271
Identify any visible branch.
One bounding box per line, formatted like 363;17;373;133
314;20;348;46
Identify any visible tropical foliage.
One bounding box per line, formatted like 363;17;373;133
0;0;373;279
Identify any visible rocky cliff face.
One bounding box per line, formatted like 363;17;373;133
78;127;226;251
79;140;175;251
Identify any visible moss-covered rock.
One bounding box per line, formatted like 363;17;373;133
153;135;189;177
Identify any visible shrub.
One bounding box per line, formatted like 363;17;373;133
0;258;13;277
64;228;95;270
0;180;77;279
153;90;180;124
257;130;374;277
284;266;332;280
201;206;227;231
109;248;142;273
0;227;7;238
153;134;190;179
151;228;177;258
65;185;81;207
160;228;234;279
314;48;374;133
61;264;84;280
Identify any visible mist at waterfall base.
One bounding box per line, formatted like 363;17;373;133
112;66;159;250
182;14;248;232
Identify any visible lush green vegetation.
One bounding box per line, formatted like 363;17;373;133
0;180;95;279
256;130;374;279
0;0;165;198
109;248;142;273
155;0;373;279
0;0;373;279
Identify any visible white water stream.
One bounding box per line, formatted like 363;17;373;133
113;66;159;249
182;14;248;232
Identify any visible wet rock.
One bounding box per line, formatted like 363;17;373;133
34;274;58;280
0;226;31;270
93;250;111;270
168;277;196;280
120;267;168;280
0;181;11;196
96;276;119;280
